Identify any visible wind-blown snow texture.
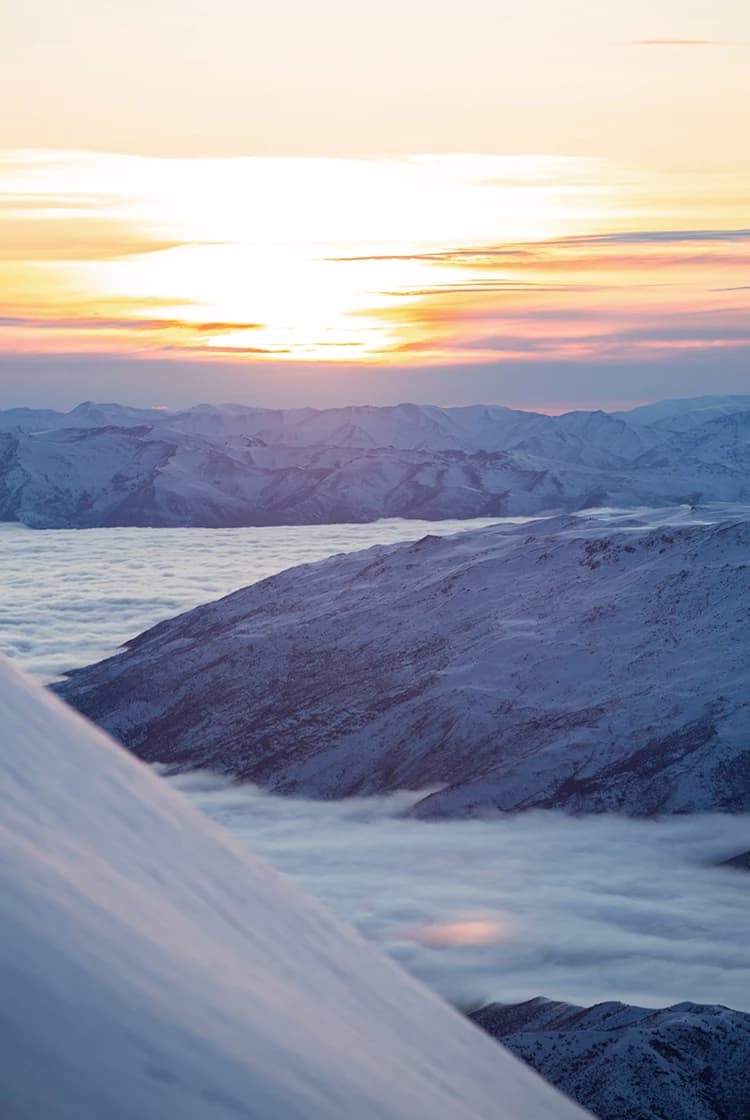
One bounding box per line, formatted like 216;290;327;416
57;507;750;816
3;395;750;527
0;655;588;1120
471;997;750;1120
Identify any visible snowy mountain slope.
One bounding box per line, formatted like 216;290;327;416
56;510;750;816
0;404;75;432
0;655;589;1120
168;402;499;450
615;395;750;431
0;394;737;445
0;399;545;449
719;849;750;870
0;424;587;527
0;399;661;462
0;425;179;528
470;997;750;1120
633;410;750;473
0;399;171;433
182;403;652;462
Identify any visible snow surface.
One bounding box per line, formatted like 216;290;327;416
0;655;588;1120
57;506;750;816
3;396;750;527
614;394;750;429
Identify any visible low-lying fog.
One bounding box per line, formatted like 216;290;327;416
170;771;750;1013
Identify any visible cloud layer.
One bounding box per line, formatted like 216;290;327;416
169;772;750;1012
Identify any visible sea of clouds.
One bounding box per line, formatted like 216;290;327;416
4;510;749;1015
0;517;506;680
170;771;750;1013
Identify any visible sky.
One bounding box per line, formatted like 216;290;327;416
1;0;749;410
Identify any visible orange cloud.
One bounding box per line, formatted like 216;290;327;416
0;218;184;261
627;39;727;47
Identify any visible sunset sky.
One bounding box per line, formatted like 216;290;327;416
2;0;748;409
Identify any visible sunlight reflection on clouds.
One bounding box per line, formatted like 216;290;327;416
169;772;750;1012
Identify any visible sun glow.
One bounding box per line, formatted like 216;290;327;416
1;150;748;369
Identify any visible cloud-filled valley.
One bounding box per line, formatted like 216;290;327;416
168;771;750;1013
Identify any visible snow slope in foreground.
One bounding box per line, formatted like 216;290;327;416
0;656;587;1120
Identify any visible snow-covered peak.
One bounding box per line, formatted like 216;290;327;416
615;395;750;430
0;655;587;1120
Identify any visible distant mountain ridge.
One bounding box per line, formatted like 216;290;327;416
613;394;750;430
56;509;750;816
470;996;750;1120
2;396;750;527
0;397;658;457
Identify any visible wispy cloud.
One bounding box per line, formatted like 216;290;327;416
593;323;750;346
331;228;750;270
344;224;750;366
175;343;291;356
381;282;605;297
626;39;728;47
566;228;750;244
0;219;185;261
330;249;536;265
0;193;118;213
361;274;750;365
0;316;264;334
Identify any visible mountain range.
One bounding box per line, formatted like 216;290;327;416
3;396;750;527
